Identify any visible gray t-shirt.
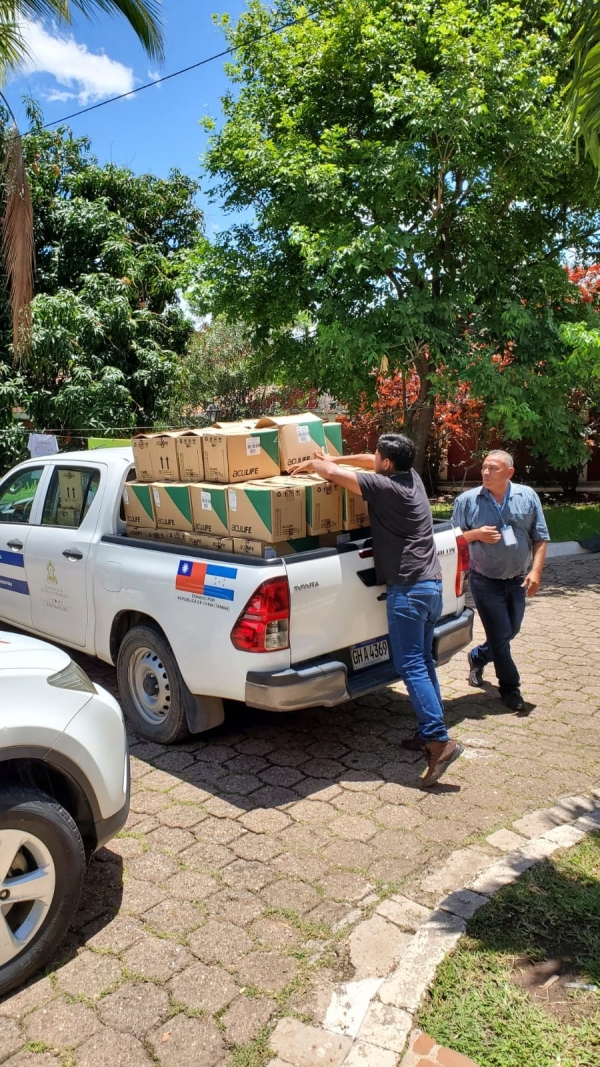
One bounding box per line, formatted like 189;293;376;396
451;483;550;579
357;469;441;586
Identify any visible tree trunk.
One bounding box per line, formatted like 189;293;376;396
413;401;435;475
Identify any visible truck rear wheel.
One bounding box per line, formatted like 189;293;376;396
116;624;192;745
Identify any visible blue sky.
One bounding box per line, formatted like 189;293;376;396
7;0;253;233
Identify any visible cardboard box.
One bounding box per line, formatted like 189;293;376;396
227;481;306;542
339;467;370;530
122;483;156;529
151;483;193;532
202;426;280;483
183;532;234;553
255;414;326;471
188;483;229;537
176;430;205;482
287;474;343;535
58;469;84;508
56;506;80;527
147;431;184;482
323;421;344;457
232;536;319;558
131;433;155;481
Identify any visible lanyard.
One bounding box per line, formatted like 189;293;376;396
487;486;511;526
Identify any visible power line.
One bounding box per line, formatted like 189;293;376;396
41;13;313;130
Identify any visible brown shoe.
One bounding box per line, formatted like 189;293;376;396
421;739;464;788
400;731;426;753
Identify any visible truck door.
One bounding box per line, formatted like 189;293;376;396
24;464;103;647
0;465;45;628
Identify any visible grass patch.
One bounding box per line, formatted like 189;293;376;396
227;1025;274;1067
417;832;600;1067
431;501;600;542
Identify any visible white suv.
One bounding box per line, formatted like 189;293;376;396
0;631;129;997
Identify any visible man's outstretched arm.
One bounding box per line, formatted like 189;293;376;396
289;457;362;495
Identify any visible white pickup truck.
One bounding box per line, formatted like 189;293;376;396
0;448;474;744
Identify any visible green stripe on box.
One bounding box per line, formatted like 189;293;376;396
133;484;154;521
246;488;273;535
304;484;313;520
166;485;192;523
343;492;348;522
211;488;228;529
308;421;326;448
323;423;343;454
252;428;279;466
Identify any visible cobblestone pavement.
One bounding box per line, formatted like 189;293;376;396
1;555;599;1067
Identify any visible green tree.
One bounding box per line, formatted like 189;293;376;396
0;104;202;456
190;0;600;472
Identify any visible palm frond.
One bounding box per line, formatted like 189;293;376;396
1;122;34;362
567;0;600;168
70;0;164;61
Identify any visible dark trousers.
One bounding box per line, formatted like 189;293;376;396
469;571;527;695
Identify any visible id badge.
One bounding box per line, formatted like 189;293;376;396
501;525;517;546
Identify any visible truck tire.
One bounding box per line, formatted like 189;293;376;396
0;786;85;998
117;623;193;744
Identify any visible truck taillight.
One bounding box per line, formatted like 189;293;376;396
456;533;470;597
231;577;290;652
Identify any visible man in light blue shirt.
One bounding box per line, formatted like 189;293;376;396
452;450;550;711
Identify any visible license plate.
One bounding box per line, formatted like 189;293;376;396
350;636;391;671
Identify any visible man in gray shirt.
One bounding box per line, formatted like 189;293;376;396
291;434;463;788
452;450;550;710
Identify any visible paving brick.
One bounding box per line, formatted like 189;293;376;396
56;951;122;999
97;982;170;1038
205;888;264;925
512;810;564;838
239;809;292;834
126;852;180;883
168;962;238;1012
438;890;489;921
74;1028;154;1067
379;911;466;1013
375;897;430;932
165;869;219;901
142;898;204;936
542;824;586;847
272;851;329;882
270;1018;352;1067
221;859;276;891
437;1048;480;1067
342;1041;398;1066
84;916;145;955
357;1001;413;1052
0;1019;23;1063
419;848;492;898
262;878;321;914
320;872;374;903
195;817;245;844
147;1014;227;1067
235;951;299;993
350;916;412;979
331;815;378;842
413;1033;436;1055
123;936;193;982
221;995;276;1045
188;919;254;965
230;833;283;862
485;828;527;851
323;977;383;1038
0;976;55;1017
3;1054;59;1067
25;1000;103;1050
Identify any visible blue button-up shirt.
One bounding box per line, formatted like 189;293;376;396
451;483;550;579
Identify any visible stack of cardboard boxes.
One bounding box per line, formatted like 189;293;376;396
124;414;370;557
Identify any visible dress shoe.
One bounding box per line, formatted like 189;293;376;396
467;651;484;688
501;689;525;711
400;731;426;752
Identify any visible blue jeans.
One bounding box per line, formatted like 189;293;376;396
386;579;447;743
469;571;527;695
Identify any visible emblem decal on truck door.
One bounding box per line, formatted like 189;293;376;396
176;560;237;601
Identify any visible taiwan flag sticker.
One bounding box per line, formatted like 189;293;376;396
176;560;237;601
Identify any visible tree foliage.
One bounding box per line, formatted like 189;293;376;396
0;103;201;467
189;0;600;471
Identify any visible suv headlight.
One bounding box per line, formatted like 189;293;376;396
47;660;96;694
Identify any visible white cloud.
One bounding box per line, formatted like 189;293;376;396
19;20;134;104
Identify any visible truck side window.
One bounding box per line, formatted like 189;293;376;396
0;468;43;524
41;468;101;528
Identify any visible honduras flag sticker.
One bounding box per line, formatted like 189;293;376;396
176;560;237;601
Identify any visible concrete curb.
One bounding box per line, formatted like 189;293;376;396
267;789;600;1067
546;541;593;559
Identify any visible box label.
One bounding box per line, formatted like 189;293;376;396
153;488;161;505
297;425;311;443
123;488;129;505
201;491;212;511
246;437;261;456
228;489;237;512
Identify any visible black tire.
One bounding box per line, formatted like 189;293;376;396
116;623;192;744
0;786;85;998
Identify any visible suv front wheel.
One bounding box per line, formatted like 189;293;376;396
0;786;85;998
